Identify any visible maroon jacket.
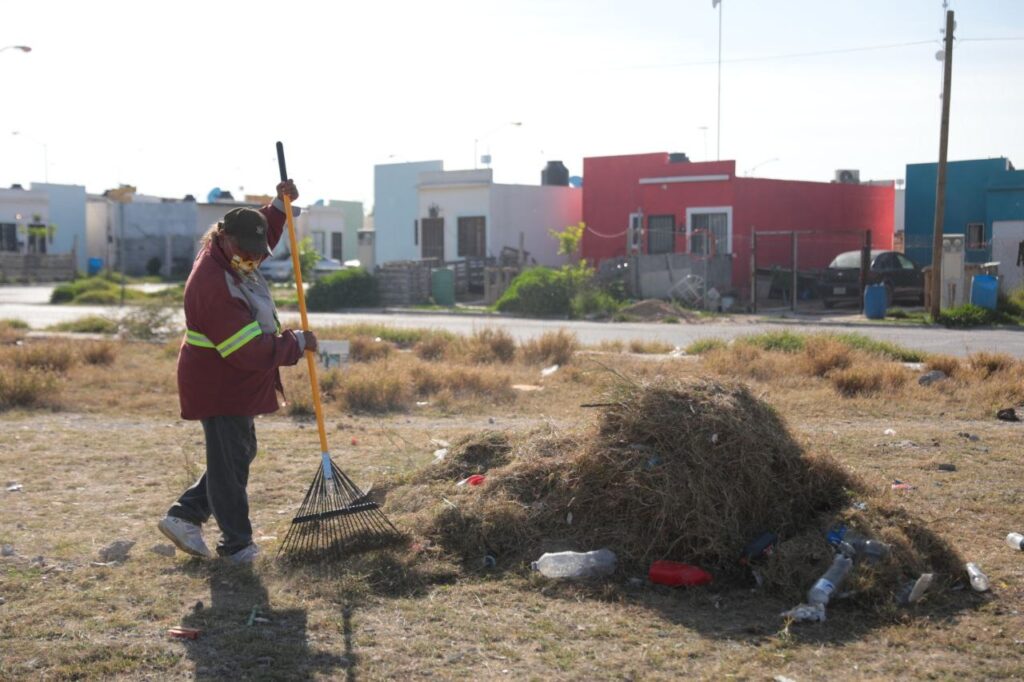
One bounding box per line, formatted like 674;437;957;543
177;202;305;420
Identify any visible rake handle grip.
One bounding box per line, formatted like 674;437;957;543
276;141;329;457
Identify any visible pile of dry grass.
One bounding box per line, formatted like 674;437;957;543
519;330;579;366
397;376;961;605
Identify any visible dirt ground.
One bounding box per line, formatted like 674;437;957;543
1;333;1023;680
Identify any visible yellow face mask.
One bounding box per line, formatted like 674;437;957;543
230;254;260;275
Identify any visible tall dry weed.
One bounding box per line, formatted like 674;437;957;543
519;329;579;366
968;352;1017;378
466;328;516;364
3;342;77;373
801;337;853;377
829;362;910;397
0;368;59;409
925;354;963;378
79;341;118;366
349;336;394;362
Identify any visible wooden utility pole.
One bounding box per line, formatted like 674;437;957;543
930;10;955;318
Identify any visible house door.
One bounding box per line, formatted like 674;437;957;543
421;218;444;261
992;221;1024;294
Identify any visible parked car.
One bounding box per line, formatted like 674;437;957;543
818;249;925;308
258;255;346;282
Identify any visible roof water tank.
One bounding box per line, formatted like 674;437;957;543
541;161;569;186
668;152;690;163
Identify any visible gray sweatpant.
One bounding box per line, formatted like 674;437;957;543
168;415;257;557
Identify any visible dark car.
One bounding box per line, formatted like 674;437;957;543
818;249;924;309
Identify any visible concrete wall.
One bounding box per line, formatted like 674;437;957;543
374;160;444;264
120;201;199;277
489;184;581;267
328;200;364;263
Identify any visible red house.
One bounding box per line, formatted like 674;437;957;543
581;153;894;297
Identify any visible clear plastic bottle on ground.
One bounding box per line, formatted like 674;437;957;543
966;563;990;592
531;549;617;579
807;554;853;605
842;533;891;564
1007;532;1024;551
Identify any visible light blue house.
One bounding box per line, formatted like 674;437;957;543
373;160;444;265
904;158;1024;274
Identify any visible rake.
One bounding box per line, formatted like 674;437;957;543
274;141;402;562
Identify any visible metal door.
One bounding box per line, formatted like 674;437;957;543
992;221;1024;294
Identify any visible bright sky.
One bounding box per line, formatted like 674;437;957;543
2;0;1022;211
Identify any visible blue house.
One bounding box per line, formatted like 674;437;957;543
904;158;1024;281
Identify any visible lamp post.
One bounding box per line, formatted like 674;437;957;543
12;131;49;183
745;157;779;177
473;121;522;169
712;0;722;161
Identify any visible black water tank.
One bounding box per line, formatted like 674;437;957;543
668;152;690;163
541;161;569;186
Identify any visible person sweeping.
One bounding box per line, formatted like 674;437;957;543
158;180;317;564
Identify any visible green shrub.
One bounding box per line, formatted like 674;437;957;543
736;330;807;353
0;318;29;330
934;304;1008;328
570;288;621;319
47;315;120;334
495;267;573;317
306;268;378;311
997;288;1024;318
685;338;727;355
827;332;925;362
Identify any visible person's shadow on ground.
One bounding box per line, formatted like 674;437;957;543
179;562;353;680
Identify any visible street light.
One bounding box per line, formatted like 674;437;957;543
0;45;32;54
474;121;522;169
12;131;49;183
712;0;722;161
745;157;779;177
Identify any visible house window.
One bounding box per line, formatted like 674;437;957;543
331;232;343;261
0;223;16;252
421;217;444;261
627;212;643;254
457;216;486;258
687;208;732;255
966;222;985;249
647;215;675;254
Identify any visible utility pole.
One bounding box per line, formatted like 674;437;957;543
713;0;722;161
930;9;954;318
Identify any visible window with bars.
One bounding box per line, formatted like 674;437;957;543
966;222;985;249
647;214;675;254
690;212;729;255
331;232;343;260
0;223;16;252
457;216;486;258
421;218;444;261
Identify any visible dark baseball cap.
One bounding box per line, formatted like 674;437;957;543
221;207;271;255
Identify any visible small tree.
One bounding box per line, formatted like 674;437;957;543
549;221;585;261
297;236;320;281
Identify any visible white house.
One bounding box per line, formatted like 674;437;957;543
1;182;86;272
374;160;444;264
415;168;581;267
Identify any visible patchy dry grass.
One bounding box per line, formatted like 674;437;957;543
519;329;579;366
1;327;1023;680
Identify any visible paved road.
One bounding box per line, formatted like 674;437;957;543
1;284;1021;357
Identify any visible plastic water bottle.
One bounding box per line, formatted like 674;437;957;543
843;534;891;564
531;549;617;579
1007;533;1024;551
966;563;989;592
807;554;853;605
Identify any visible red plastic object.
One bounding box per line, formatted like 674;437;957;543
466;474;486;486
350;437;358;446
168;627;201;640
648;560;713;587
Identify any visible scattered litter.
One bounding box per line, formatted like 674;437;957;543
168;626;201;640
149;544;175;557
350;437;358;446
433;448;448;463
891;479;915;491
532;549;617;579
918;370;947;386
852;501;868;511
488;417;495;424
540;364;560;377
482;554;497;569
1006;532;1024;551
774;676;798;682
193;600;204;612
781;602;826;623
257;535;277;542
566;511;573;525
430;439;451;448
642;455;661;470
246;606;259;627
98;540;135;563
1;545;14;557
511;384;543;392
648;560;713;587
807;554;853;605
883;428;896;436
739;532;778;566
456;474;486;487
957;432;980;442
91;561;118;567
937;463;957;472
253;616;271;624
966;562;990;592
5;483;22;492
899;573;934;604
415;401;430;407
627;576;646;588
711;433;719;445
996;407;1020;422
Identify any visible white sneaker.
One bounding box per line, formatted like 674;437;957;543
157;516;212;558
226;543;259;564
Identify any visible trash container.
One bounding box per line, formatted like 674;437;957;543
970;274;998;311
87;257;103;276
863;283;887;319
431;267;455;306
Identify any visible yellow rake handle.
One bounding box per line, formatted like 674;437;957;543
278;145;329;457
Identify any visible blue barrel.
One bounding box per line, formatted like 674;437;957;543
87;257;103;276
863;284;887;319
970;274;998;310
